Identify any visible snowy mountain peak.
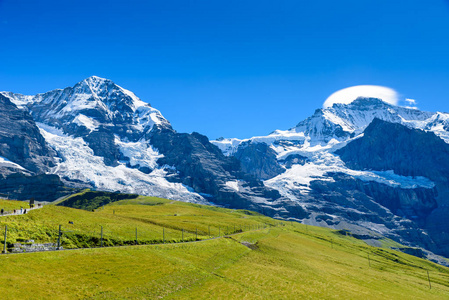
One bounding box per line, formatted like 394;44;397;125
2;78;172;140
72;76;149;112
334;97;391;109
82;75;109;85
212;95;448;158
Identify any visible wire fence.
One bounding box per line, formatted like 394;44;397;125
1;222;282;254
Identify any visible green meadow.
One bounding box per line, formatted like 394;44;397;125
0;199;29;212
0;196;276;248
1;195;449;299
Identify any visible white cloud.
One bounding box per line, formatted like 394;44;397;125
323;85;399;108
405;98;416;105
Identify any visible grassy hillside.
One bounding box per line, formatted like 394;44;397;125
0;199;30;212
0;195;277;248
1;195;449;299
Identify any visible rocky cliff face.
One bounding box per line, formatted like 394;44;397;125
0;173;74;201
305;173;438;253
336;118;449;256
337;118;449;180
0;94;55;174
234;142;285;180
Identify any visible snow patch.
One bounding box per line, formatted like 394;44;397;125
225;180;240;191
115;137;163;170
266;152;435;199
73;114;99;132
0;156;26;171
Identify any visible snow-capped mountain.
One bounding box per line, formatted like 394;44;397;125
212;98;449;196
2;76;170;139
213;97;447;156
1;77;208;203
213;97;449;260
0;77;288;214
3;78;449;262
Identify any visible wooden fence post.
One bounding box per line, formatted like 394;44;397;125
3;226;7;254
57;225;62;250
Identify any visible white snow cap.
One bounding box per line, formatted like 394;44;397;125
323;85;399;108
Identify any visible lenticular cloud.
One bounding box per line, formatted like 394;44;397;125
323;85;399;108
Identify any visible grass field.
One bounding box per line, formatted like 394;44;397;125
0;199;30;212
1;196;449;299
0;196;277;248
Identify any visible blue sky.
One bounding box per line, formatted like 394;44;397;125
1;0;449;139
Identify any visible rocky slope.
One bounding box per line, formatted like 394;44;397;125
0;94;55;174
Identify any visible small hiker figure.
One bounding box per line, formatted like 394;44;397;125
14;209;16;214
1;208;3;215
24;209;27;214
20;207;23;214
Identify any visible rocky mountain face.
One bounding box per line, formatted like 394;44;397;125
337;118;449;256
0;94;72;200
234;142;284;180
2;78;449;261
0;94;55;174
213;97;449;260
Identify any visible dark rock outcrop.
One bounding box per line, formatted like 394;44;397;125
0;94;55;173
83;130;121;166
234;142;285;180
337;118;449;180
0;173;75;201
279;154;308;168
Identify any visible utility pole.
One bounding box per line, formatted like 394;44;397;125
182;229;184;242
196;228;198;240
135;227;138;245
163;228;165;243
100;226;103;247
208;226;210;238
